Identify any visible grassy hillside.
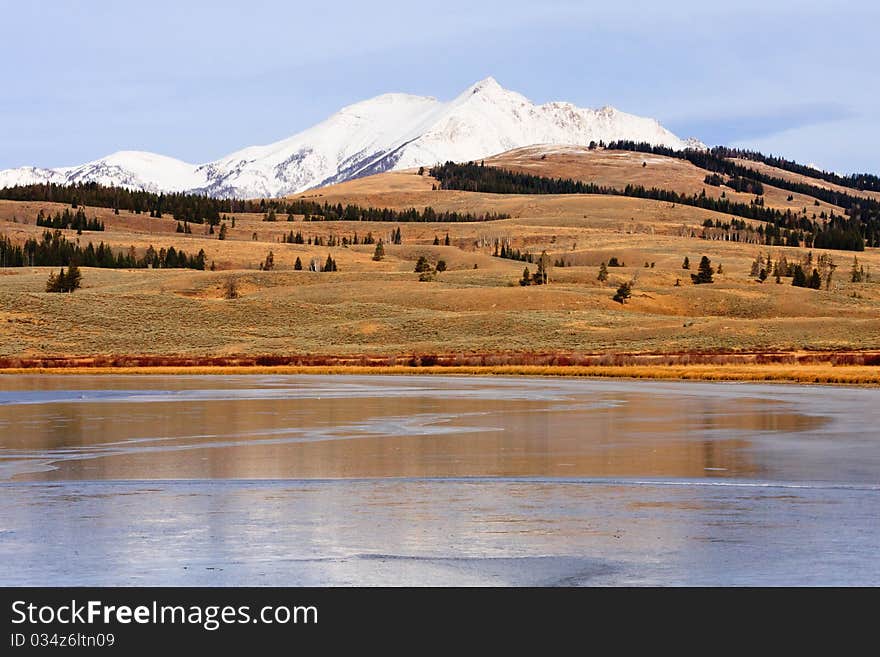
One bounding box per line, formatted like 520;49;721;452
1;147;879;367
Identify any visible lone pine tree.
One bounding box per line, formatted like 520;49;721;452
613;281;632;304
691;256;714;284
261;251;275;271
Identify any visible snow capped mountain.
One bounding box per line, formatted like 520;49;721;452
0;151;204;194
0;77;703;198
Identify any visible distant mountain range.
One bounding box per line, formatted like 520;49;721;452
0;77;704;198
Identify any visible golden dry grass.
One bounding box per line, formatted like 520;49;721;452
485;146;847;214
729;158;880;203
2;147;879;367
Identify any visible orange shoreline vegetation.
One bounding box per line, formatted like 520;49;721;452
1;351;879;385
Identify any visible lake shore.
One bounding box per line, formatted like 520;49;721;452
1;362;879;385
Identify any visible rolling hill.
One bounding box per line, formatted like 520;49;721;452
1;144;879;376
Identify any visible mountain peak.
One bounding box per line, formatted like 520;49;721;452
0;78;698;198
467;76;504;95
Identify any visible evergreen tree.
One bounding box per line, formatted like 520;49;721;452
414;256;431;273
791;265;808;287
45;264;82;293
444;233;451;246
613;281;632;304
218;223;228;240
520;267;531;287
261;251;275;271
372;241;385;261
294;257;303;271
691;256;714;284
64;262;82;292
682;256;690;270
808;268;822;289
436;260;447;273
433;235;440;246
597;262;608;282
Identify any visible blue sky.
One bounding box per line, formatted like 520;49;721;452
2;0;878;174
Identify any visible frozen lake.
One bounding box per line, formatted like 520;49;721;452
0;374;878;585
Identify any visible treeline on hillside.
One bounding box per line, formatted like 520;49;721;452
268;200;509;223
703;173;764;195
713;147;880;193
0;182;256;224
607;141;880;247
282;230;379;246
0;231;206;270
0;182;510;225
431;161;866;251
35;207;104;231
609;140;873;209
494;240;536;263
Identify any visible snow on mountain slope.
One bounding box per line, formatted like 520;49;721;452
0;77;703;198
193;92;442;198
389;78;692;172
0;151;205;194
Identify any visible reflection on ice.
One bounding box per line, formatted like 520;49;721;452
1;374;879;585
2;478;878;586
